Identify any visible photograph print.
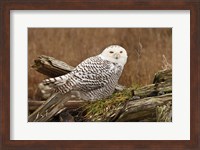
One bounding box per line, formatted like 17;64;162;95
28;28;172;122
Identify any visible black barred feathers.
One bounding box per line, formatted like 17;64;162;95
42;56;123;100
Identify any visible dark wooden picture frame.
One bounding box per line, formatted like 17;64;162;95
0;0;199;149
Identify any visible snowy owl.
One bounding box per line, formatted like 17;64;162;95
43;45;128;101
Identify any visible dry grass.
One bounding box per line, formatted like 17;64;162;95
28;28;172;99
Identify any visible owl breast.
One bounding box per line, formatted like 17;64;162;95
72;57;123;100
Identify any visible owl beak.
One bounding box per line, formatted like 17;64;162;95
114;53;120;59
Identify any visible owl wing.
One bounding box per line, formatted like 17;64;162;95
71;56;115;91
42;56;114;93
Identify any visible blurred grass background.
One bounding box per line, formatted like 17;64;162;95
28;28;172;99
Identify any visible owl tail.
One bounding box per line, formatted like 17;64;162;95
42;74;69;87
42;74;73;94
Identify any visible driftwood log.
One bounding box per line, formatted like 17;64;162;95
29;55;172;122
32;55;74;77
28;93;87;122
117;94;172;122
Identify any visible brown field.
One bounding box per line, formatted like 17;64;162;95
28;28;172;99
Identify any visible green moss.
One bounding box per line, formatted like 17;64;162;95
131;82;141;89
83;87;134;121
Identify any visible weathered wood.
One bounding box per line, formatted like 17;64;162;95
133;69;172;98
32;55;74;77
28;100;86;112
29;93;63;122
84;93;172;122
116;93;172;122
28;100;45;112
153;69;172;84
29;93;172;122
29;100;45;106
29;55;172;122
156;101;172;122
83;70;172;122
28;93;86;122
133;81;172;98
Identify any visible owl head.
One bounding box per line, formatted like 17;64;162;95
100;45;128;65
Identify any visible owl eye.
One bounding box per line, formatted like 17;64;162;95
120;51;123;53
109;51;114;53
